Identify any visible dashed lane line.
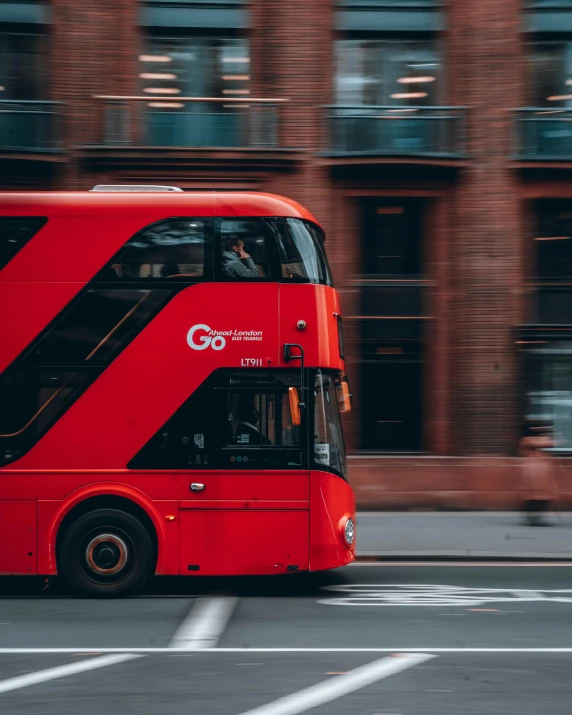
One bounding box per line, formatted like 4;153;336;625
0;653;142;695
169;596;239;650
236;653;436;715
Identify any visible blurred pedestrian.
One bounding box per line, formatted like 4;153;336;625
519;422;560;526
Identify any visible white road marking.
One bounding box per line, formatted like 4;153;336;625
0;653;141;695
3;647;572;653
319;584;572;607
169;596;238;650
235;653;435;715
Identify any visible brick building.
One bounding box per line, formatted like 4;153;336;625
2;0;572;508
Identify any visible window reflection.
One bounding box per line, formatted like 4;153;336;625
264;218;333;285
104;220;206;280
335;40;441;107
529;43;572;107
525;344;572;451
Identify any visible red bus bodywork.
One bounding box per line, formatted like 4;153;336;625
0;191;355;586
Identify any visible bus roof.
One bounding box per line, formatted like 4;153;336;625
0;191;321;227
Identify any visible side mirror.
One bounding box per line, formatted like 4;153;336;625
337;381;352;413
289;386;302;426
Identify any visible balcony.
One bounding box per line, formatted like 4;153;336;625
80;95;300;175
0;100;62;154
97;95;284;148
513;108;572;161
79;95;303;177
324;105;466;159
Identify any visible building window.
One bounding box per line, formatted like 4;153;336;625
0;31;47;100
335;40;441;107
332;39;454;154
356;200;427;452
528;42;572;107
521;201;572;451
530;201;572;324
524;344;572;451
139;36;250;147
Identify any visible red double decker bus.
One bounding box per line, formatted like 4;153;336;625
0;187;355;596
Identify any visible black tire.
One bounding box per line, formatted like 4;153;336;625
59;509;155;597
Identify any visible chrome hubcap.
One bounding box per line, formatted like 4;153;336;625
85;533;128;576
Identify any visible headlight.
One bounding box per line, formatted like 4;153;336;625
343;518;355;546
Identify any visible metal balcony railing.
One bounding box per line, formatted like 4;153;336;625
325;105;466;157
338;0;439;5
95;96;286;148
0;100;62;151
513;108;572;159
527;1;572;5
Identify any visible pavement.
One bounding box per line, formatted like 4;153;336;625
355;510;572;559
3;564;572;713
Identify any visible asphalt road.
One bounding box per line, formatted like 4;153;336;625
2;564;572;714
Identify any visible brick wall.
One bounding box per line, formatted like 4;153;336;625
50;0;140;188
446;0;527;455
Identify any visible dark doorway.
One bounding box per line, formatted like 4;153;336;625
357;199;426;452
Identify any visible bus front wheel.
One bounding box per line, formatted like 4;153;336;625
59;508;155;597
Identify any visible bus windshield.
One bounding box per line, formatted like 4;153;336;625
313;370;347;479
264;218;334;286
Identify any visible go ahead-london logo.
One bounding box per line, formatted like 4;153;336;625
186;324;263;351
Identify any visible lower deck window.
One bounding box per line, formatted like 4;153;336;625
129;370;305;470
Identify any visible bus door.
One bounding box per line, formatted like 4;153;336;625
179;370;309;575
134;369;309;575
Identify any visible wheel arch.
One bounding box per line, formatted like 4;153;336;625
42;482;177;576
55;494;158;570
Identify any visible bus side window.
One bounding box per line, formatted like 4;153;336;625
98;219;209;281
128;375;216;469
0;217;47;271
219;219;271;280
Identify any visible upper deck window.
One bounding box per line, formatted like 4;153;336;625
0;217;47;271
264;218;333;286
217;217;333;285
98;219;209;281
